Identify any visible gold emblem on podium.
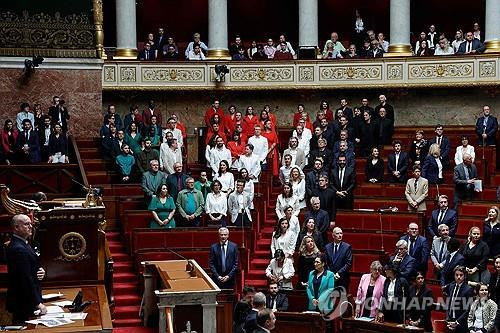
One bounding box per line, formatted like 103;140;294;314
57;232;90;261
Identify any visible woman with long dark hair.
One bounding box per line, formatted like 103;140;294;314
406;272;433;331
1;119;18;164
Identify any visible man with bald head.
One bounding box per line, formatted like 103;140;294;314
374;94;394;124
7;214;47;323
166;162;188;201
325;227;352;290
399;223;429;276
453;153;478;209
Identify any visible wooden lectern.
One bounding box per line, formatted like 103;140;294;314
343;317;424;333
143;260;221;333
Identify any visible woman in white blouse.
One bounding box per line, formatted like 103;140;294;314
454;135;475;165
205;180;228;226
290;167;306;209
265;249;295;290
284;206;300;238
452;30;464;53
236;168;254;209
213;160;234;194
275;182;300;219
271;218;296;259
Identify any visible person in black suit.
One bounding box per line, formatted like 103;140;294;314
304;197;330;246
233;285;255;333
208;227;239;289
460;226;490;284
358;111;379;157
422;143;444;184
6;214;47;324
446;266;474;333
409;130;429;166
429;124;450;169
456;31;486;54
475;105;498;146
440;238;465;289
138;42;156;61
155;27;167;56
266;282;289;312
375;107;394;145
317;175;336;223
48;96;70;132
376;263;409;325
453;153;478;209
406;272;434;332
374;95;395;123
390;239;416;280
38;115;52;162
325;227;352;290
16;119;41;163
244;292;266;333
388;140;409;183
305;158;327;201
365;147;384;183
427;195;458;237
366;40;384;58
399;223;429;276
332;140;356;170
254;308;276;332
331;154;356;210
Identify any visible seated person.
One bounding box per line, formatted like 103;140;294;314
273;42;293;60
322;41;342;59
184;33;208;59
148;184;176;228
115;144;135;182
137;42;156;61
188;43;206;60
456;31;486;54
266;282;289;311
354;261;386;318
232;46;248;61
16;119;40;163
265;249;295;291
163;44;179;60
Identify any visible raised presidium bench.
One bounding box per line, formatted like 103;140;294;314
342;317;424;333
24;286;112;332
335;210;424;233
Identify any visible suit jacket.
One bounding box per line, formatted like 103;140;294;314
405;177;428;211
366;48;384;58
440;252;465;287
15;129;41;163
244;309;258;333
355;273;386;318
325;241;352;288
141;170;167;199
421;155;442;184
430;236;450;266
282;148;306;169
0;129;18;154
165;173;188;201
456;39;486;54
390;254;416;280
475;115;498;145
305;169;327;199
427;208;458;237
227;191;252;224
399;235;429;273
137;48;156;60
379;277;409;320
453;163;478;199
429;135;450;166
446;282;474;328
407;285;433;331
332;151;356;170
48;106;70;132
375;117;394;145
209;241;239;288
265;293;289;311
304;209;330;244
388;152;409;183
306;270;334;310
331;166;356;195
6;235;43;321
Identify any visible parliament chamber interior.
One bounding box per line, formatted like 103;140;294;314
0;0;499;332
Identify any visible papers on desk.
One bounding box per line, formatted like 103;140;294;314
25;318;74;328
397;324;420;330
45;306;65;314
41;292;63;300
355;317;374;322
43;313;88;320
474;180;482;192
51;300;73;307
301;311;320;314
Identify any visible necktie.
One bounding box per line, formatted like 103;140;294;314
464;166;470;180
409;239;415;255
177;175;182;191
221;243;226;272
25;131;28;140
414;179;418;192
339;168;344;189
395;153;399;171
467;42;472;53
438;210;444;224
271;297;276;310
145;52;149;60
437;137;441;146
334;243;338;256
438;239;445;262
451;284;460;318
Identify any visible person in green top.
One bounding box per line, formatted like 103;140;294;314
124;121;142;155
115;144;135;182
148;184;176;228
176;177;205;227
194;170;212;200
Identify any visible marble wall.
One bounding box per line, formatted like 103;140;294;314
0;68;102;137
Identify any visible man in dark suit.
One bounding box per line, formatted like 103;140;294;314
332;140;355;170
16;119;41;163
390;239;416;280
374;94;395;123
429;124;450;168
244;292;266;333
399;223;429;275
475;105;498;146
325;227;352;290
456;31;486;54
48;96;70;132
137;42;156;61
254;308;276;332
317;175;336;223
209;227;239;289
331;154;356;210
304;196;330;245
7;214;47;324
366;40;384;58
388;140;409;183
38;115;52;162
305;158;327;200
375;107;394;145
166;162;188;201
155;27;167;56
440;238;465;289
266;282;288;312
453;153;478;210
427;195;458;237
445;266;473;333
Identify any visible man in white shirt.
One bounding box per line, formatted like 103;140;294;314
234;144;261;182
188;44;206;61
159;138;182;174
279;154;304;185
228;179;252;226
282;137;306;169
162;117;183;147
292;122;312;159
184;32;208;59
276;34;296;58
16;102;34;132
209;136;232;176
247;125;269;167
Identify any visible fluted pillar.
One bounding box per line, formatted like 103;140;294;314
207;0;230;59
485;0;500;53
115;0;138;58
298;0;318;48
385;0;412;56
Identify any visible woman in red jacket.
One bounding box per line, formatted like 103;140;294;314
1;119;18;164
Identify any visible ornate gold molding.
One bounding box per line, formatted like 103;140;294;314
115;48;138;59
385;44;413;57
207;49;231;60
485;40;500;53
93;0;105;59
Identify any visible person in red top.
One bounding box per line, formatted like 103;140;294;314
259;109;275;129
170;113;187;139
299;111;314;132
143;99;162;126
205;122;227;145
319;100;334;122
224;105;237;137
261;119;279;177
1;119;18;164
263;105;278;130
204;99;225;127
243;106;258;130
226;132;245;162
293;104;308;127
234;123;248;144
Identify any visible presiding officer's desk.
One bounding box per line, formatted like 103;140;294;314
25;286;112;332
343;317;424;333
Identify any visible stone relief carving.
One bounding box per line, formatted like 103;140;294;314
299;66;314;81
103;66;116;82
319;65;382;80
120;67;136;82
479;61;496;77
408;63;473;79
142;68;204;82
231;67;294;82
387;64;403;80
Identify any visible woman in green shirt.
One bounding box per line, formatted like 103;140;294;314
125;121;142;155
148;184;176;228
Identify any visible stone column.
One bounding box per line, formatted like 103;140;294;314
485;0;500;53
385;0;412;56
115;0;138;58
207;0;230;59
201;303;218;333
298;0;318;48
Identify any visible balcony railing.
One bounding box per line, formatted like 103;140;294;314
102;54;500;90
